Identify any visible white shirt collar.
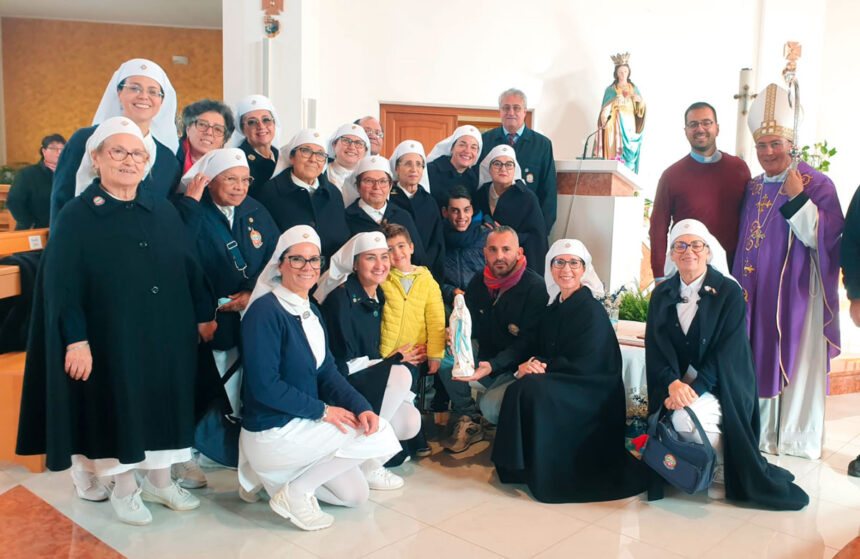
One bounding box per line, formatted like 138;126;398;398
272;283;311;316
679;272;706;301
358;199;387;223
689;150;722;164
291;172;319;192
397;183;417;199
215;203;235;227
763;168;790;183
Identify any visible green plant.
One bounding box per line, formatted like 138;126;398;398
800;141;836;172
618;288;650;322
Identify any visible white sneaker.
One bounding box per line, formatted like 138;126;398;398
72;471;109;502
707;482;726;500
171;460;207;489
269;486;334;531
110;488;152;526
364;467;404;491
239;484;263;503
140;477;201;511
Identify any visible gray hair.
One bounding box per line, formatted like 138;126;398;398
498;88;527;109
487;225;520;246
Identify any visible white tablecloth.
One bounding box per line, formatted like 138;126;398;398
616;321;648;420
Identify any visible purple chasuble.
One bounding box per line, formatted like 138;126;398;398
732;161;843;398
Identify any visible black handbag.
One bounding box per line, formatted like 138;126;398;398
642;406;717;494
194;354;243;468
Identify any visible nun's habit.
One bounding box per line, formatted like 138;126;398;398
50;58;181;223
474;145;548;274
325;123;371;192
17;117;217;474
645;220;808;510
426;125;482;209
343;156;427;267
491;239;646;503
238;226;400;498
257;129;350;259
388;140;445;284
230;95;281;199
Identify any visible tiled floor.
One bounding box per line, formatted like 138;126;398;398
3;393;860;559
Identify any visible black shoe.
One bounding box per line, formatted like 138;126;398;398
407;430;432;458
383;448;411;468
849;456;860;478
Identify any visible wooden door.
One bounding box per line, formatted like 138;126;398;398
379;104;533;157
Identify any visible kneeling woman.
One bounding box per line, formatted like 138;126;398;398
315;233;424;488
645;219;807;510
492;239;645;503
239;226;401;531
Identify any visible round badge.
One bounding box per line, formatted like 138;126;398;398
663;454;677;470
508;324;520;336
250;230;263;249
247;154;256;161
93;196;105;206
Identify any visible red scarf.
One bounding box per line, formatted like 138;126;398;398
182;137;195;173
483;254;527;298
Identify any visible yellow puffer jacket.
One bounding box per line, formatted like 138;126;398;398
380;266;446;360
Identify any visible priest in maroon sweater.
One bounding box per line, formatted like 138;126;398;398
649;102;750;280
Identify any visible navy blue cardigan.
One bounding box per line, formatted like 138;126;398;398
241;292;372;431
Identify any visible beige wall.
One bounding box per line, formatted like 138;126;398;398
1;17;222;165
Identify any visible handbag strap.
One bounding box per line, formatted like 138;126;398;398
221;352;242;385
681;405;715;454
212;215;249;279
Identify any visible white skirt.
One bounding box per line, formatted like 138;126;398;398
238;416;400;495
71;448;192;477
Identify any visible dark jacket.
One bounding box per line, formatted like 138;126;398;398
257;169;350;258
426;155;479;210
174;190;279;350
239;139;278;201
442;218;488;304
240;292;372;432
320;274;385;377
842;185;860;299
50;125;180;224
344;200;427;266
8;162;53;229
464;267;548;377
474;180;548;274
646;266;809;510
389;184;445;284
481;126;557;234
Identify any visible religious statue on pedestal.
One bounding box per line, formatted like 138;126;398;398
593;52;646;173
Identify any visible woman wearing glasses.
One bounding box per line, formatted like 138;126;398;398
325;123;371;195
238;226;401;531
258;129;350;259
230;95;281;199
315;232;424;493
343;157;426;266
491;238;646;503
17;117;218;525
474;145;547;274
176;100;236;174
51;58;181;222
175;148;279;472
644;219;808;510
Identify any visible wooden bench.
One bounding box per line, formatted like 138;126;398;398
0;228;48;472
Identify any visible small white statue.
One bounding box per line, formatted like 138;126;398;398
450;294;475;378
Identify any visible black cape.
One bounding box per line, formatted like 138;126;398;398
492;287;646;503
17;181;217;470
645;266;808;510
389;184;445;285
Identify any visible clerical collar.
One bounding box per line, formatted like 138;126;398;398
291;172;319;193
358;199;387;223
763;168;789;183
689;150;722;164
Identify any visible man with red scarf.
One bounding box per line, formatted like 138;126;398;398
438;226;547;453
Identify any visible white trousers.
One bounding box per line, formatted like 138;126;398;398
758;273;827;460
671;392;724;466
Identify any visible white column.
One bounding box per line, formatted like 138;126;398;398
221;0;320;145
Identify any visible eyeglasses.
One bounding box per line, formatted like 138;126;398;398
363;128;384;138
397;160;424;169
338;137;367;150
501;104;524;113
359;177;392;188
217;175;254;187
120;83;164;98
685;119;715;130
286;255;325;270
755;140;787;151
550;258;584;270
671;240;708;253
243;116;275;128
294;146;327;163
490;161;516;170
192;119;227;138
106;147;149;163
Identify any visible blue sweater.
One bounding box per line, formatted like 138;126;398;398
241;292;372;431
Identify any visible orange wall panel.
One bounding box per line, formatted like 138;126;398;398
2;17;222;165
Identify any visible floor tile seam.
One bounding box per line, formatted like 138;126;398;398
523;520;593;558
356;526;505;559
